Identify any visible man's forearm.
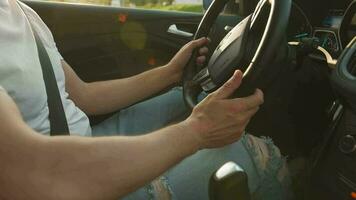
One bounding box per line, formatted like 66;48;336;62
0;89;198;200
37;121;196;200
2;121;197;200
82;65;180;115
1;69;264;200
64;38;209;115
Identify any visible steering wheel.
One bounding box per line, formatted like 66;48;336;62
331;36;356;111
183;0;292;109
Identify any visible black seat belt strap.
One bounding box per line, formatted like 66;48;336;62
18;2;70;136
33;28;70;136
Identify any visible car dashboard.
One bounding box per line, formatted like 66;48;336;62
287;1;356;199
314;9;344;57
289;0;355;58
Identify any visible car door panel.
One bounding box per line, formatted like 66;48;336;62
23;1;200;81
23;0;242;82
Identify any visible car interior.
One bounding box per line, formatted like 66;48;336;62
21;0;356;199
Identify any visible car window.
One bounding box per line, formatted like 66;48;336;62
33;0;204;13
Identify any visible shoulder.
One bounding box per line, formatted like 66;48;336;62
18;1;56;48
18;1;63;59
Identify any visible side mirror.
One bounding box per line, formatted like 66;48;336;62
209;162;251;200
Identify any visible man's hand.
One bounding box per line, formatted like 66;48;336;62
183;70;264;149
167;37;210;83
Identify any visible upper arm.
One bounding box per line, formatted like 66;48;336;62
0;89;48;199
0;87;43;161
0;88;26;132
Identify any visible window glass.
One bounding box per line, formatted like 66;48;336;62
36;0;204;13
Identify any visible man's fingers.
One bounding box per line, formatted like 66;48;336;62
232;89;264;111
196;56;206;65
213;70;243;99
188;37;209;50
196;46;209;65
199;47;209;55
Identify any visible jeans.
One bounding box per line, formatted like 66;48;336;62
92;87;293;200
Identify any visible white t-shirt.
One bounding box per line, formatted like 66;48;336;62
0;0;91;136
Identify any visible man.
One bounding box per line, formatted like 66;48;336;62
0;0;292;199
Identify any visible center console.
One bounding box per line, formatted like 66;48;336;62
311;108;356;200
310;37;356;200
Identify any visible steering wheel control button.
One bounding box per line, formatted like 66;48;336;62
201;78;217;92
192;68;210;84
339;135;356;154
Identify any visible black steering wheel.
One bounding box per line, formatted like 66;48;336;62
183;0;292;109
331;36;356;111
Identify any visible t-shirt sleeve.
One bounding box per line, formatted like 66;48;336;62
19;1;64;60
0;86;7;93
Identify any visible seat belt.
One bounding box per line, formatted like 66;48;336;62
33;27;70;136
18;2;69;136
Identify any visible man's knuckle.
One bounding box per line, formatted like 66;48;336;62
231;104;242;114
226;109;236;118
238;101;247;109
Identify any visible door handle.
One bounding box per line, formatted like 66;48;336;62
167;24;194;37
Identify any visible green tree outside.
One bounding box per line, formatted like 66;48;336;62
42;0;203;13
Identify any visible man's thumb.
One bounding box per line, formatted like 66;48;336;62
213;70;243;99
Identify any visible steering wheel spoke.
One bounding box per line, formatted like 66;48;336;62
192;67;217;92
192;67;209;84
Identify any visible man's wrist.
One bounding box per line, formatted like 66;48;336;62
174;120;201;155
162;64;182;85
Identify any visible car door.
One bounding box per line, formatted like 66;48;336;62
22;0;243;83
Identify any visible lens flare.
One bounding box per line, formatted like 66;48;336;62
118;13;128;23
120;21;147;50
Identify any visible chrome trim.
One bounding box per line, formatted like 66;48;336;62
288;41;337;69
167;24;193;37
201;78;217;92
245;0;275;77
224;26;233;32
338;172;356;191
313;29;342;54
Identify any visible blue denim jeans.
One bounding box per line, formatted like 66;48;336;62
92;87;293;200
